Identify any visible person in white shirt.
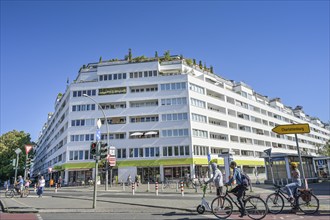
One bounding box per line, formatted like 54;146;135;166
38;176;45;198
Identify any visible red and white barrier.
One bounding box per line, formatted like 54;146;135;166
181;182;184;196
155;182;159;196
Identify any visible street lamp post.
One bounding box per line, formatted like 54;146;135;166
14;148;22;183
83;94;110;191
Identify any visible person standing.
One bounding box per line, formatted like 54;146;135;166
205;163;223;196
58;176;63;188
225;161;247;218
37;176;45;198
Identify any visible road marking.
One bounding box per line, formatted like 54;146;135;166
37;214;43;220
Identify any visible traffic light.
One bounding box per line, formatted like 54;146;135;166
26;158;32;167
100;142;108;160
90;142;97;155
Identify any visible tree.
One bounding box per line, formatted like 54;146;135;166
320;140;330;156
155;51;158;58
0;130;33;182
128;48;132;62
199;60;203;69
210;65;214;73
99;56;102;63
163;50;171;61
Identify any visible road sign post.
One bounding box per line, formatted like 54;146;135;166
272;123;310;189
264;148;274;184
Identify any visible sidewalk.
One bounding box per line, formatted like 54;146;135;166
1;182;329;214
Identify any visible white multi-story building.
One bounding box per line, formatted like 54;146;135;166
32;55;330;185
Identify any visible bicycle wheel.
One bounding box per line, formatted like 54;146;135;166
211;196;233;219
5;190;14;198
266;193;284;214
244;196;268;220
297;193;319;214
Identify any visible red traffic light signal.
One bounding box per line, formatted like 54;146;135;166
90;142;97;155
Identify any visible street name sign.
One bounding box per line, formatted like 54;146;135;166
272;123;310;135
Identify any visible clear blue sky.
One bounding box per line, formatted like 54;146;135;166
1;1;329;142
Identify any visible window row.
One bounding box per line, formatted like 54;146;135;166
131;86;158;93
70;134;95;142
69;150;92;161
128;147;160;158
163;145;190;156
72;90;96;97
129;70;158;78
72;104;96;112
160;82;187;91
71;119;95;127
161;97;187;106
99;72;127;81
161;113;188;121
162;129;189;137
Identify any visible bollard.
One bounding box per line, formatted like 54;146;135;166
155;182;159;196
147;182;150;192
181;181;184;196
161;182;164;192
55;183;58;193
132;183;135;195
34;184;37;193
122;180;125;191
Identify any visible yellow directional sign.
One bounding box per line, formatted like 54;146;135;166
272;123;310;134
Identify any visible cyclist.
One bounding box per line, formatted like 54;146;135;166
15;175;24;197
225;161;247;218
285;162;302;203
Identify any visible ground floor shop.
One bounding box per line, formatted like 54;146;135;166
45;157;265;186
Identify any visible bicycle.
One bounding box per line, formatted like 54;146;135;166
266;184;319;214
5;186;29;198
211;185;268;220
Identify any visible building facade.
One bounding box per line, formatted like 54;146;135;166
31;56;330;185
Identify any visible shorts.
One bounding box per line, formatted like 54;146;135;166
216;186;223;196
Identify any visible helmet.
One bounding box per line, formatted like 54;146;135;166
290;162;298;168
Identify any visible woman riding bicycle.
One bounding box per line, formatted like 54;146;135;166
285;162;302;203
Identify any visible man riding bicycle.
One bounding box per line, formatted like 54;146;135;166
225;161;247;218
15;175;24;197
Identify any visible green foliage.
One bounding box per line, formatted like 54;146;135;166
163;50;171;61
155;51;158;58
0;130;33;182
99;56;102;63
210;65;214;73
199;60;203;69
193;59;196;65
185;59;193;66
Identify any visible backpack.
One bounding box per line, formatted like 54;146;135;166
240;171;251;187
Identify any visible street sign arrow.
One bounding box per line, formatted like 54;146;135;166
272;123;310;134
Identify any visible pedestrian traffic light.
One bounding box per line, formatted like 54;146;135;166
100;142;108;160
90;142;97;155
